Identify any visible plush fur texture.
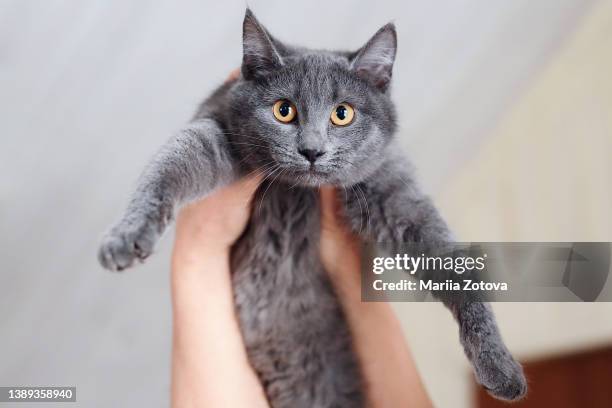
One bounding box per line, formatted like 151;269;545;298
98;9;526;406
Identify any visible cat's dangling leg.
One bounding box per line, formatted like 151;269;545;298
342;154;527;401
98;118;237;271
448;301;526;399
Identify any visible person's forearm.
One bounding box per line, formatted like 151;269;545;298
326;254;433;408
171;247;268;408
169;174;267;408
320;187;433;408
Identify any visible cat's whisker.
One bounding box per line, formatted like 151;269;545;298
257;166;285;213
234;151;260;168
349;185;364;235
243;162;277;180
258;163;281;185
243;164;278;193
222;132;293;152
234;162;279;208
355;184;371;234
259;163;281;181
288;173;304;190
229;141;271;149
341;186;349;218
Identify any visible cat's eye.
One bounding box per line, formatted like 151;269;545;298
330;103;355;126
273;100;297;123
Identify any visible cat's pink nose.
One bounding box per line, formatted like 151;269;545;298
298;148;325;164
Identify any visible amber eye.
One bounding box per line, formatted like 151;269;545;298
330;103;355;126
273;100;297;123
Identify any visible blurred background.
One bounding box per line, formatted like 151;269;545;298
1;0;611;406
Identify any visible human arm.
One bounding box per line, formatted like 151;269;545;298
170;175;269;408
320;186;434;408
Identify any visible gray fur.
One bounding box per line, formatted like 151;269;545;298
98;9;526;406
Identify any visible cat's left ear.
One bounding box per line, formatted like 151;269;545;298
350;23;397;91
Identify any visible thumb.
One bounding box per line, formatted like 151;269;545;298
230;173;262;204
320;186;341;229
320;186;354;237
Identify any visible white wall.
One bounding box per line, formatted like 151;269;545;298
403;2;612;406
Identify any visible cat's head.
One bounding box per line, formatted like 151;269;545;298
229;9;397;186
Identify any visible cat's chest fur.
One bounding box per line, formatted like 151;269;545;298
228;181;364;407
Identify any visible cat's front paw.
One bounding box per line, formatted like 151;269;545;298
474;344;527;401
98;217;160;271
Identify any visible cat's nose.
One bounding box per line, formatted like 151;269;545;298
298;148;325;164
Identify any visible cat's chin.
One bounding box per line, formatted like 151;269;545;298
280;168;335;187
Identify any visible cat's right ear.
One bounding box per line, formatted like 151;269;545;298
241;9;283;80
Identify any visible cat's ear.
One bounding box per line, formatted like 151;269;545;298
350;23;397;91
241;9;283;80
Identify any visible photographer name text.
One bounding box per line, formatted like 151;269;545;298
371;254;509;292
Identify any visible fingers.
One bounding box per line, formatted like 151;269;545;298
320;186;351;236
319;186;337;226
226;68;241;83
320;186;341;227
228;173;262;204
195;173;262;217
173;173;263;256
179;173;261;216
319;186;361;278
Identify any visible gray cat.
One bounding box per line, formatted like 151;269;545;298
98;9;526;407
